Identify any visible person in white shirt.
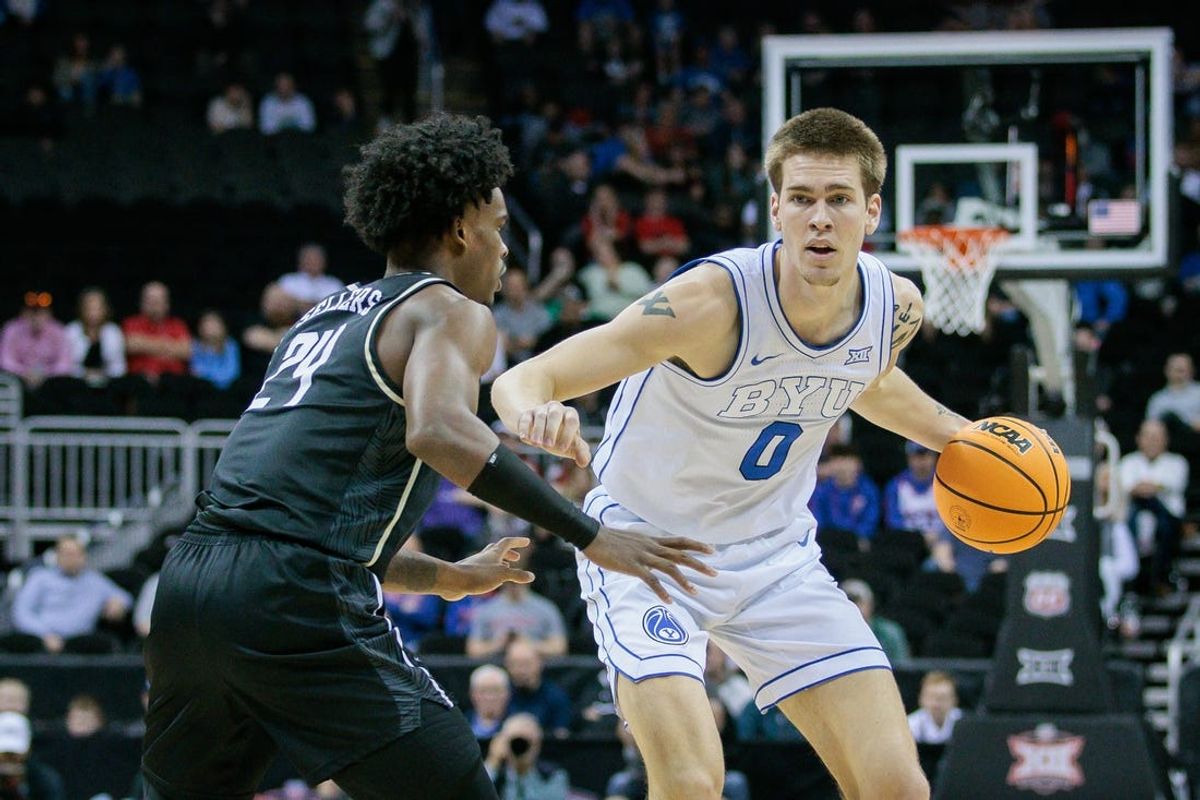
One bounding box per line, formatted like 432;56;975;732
1146;353;1200;456
1118;418;1189;594
258;72;316;136
277;243;344;310
906;671;962;745
485;0;548;43
206;83;254;134
64;287;125;383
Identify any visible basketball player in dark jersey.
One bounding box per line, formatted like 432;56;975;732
141;114;714;800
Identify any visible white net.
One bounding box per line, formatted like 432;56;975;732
898;226;1009;336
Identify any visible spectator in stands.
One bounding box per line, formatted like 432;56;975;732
1075;279;1128;338
534;285;594;360
1;0;43;26
134;572;158;638
634;188;689;259
809;444;881;541
190;310;240;390
241;282;299;378
576;0;634;46
259;72;316;136
1096;463;1138;622
484;713;569;800
841;578;910;664
0;291;71;390
907;671;962;745
709;25;751;90
577;235;653;322
12;85;63;151
278;243;344;310
468;664;512;739
364;0;426;124
64;694;105;738
206;83;255;134
96;45;142;107
538;150;594;245
0;712;64;800
494;269;552;364
123;282;190;382
1146;352;1200;456
466;579;567;658
649;0;685;85
328;88;362;134
5;536;132;654
65;288;125;384
1119;418;1188;594
485;0;549;45
0;680;30;716
503;639;572;738
580;185;633;247
52;32;96;108
885;442;945;538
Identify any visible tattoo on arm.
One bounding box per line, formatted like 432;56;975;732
936;404;953;416
384;551;441;592
638;291;676;318
890;302;922;349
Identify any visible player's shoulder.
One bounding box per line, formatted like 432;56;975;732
659;249;755;320
889;271;924;315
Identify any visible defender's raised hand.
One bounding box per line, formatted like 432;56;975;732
583;528;717;603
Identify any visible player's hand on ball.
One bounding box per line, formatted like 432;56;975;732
439;537;534;601
583;528;717;603
517;401;591;468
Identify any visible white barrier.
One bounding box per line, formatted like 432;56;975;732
0;415;236;560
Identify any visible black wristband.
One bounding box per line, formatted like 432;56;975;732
467;446;600;550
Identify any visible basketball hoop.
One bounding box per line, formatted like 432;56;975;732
898;225;1010;336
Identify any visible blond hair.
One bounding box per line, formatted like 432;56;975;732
765;107;887;196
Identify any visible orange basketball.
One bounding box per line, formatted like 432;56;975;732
933;416;1071;554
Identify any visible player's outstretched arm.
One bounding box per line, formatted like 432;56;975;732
380;287;715;601
492;264;737;463
383;537;534;601
850;275;970;451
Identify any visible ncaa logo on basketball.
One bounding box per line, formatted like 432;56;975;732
642;606;689;646
974;420;1034;454
1007;724;1086;794
1023;571;1071;618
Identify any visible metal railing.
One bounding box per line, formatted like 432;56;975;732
1166;596;1200;754
0;413;237;560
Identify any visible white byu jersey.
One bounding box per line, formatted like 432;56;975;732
588;240;895;546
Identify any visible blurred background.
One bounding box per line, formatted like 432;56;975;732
1;1;1200;798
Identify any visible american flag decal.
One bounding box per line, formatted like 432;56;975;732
1087;199;1141;236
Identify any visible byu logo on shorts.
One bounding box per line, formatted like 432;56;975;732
642;606;689;645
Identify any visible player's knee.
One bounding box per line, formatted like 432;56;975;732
656;767;724;800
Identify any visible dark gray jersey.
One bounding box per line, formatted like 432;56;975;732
199;271;451;575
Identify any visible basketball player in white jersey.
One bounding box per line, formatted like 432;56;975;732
493;108;968;800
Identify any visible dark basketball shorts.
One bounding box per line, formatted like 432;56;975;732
142;527;493;800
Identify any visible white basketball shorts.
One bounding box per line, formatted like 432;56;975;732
578;497;891;712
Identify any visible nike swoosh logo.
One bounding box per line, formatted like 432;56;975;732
798;530;812;547
750;353;782;366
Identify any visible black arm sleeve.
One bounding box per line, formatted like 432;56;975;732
467;446;599;550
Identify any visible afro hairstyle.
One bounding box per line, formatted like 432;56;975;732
343;113;514;259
